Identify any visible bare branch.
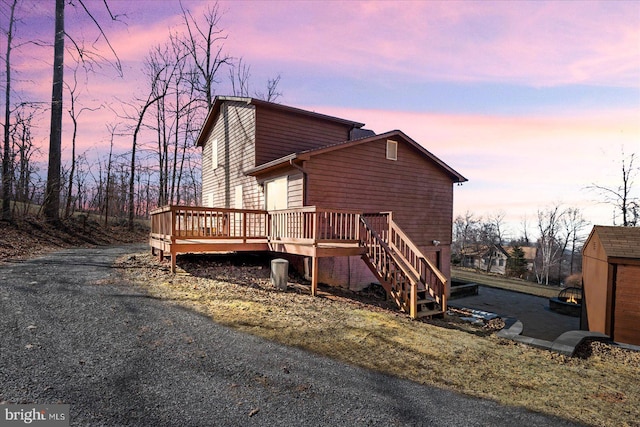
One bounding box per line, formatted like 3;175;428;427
76;0;123;76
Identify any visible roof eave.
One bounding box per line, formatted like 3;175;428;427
196;96;365;147
297;129;468;183
244;153;302;176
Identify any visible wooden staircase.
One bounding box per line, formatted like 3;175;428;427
360;214;447;319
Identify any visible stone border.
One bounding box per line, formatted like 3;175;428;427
496;316;611;356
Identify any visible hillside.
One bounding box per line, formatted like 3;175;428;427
0;215;149;261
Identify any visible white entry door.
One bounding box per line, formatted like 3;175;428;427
265;177;288;211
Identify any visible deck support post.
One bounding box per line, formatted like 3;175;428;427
311;256;318;296
170;251;176;274
157;249;164;262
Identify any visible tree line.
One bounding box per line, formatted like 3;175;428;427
452;148;638;285
452;206;589;286
1;0;281;228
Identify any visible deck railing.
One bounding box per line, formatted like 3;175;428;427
150;205;361;244
269;207;361;243
150;206;269;242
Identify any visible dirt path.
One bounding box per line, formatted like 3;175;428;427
0;246;583;426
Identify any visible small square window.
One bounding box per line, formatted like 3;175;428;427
386;140;398;161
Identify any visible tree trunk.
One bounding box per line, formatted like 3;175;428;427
65;110;77;218
129;95;162;230
104;135;114;227
44;0;65;222
2;0;17;222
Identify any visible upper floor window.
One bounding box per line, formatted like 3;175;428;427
386;140;398;161
211;138;218;170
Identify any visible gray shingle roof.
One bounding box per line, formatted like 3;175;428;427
592;225;640;259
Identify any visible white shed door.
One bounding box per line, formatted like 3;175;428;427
265;177;288;211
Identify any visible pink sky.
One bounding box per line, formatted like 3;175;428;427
4;0;640;238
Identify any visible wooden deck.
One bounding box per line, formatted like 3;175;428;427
150;205;447;318
150;206;365;295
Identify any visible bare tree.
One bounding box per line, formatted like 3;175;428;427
452;211;479;254
229;56;283;102
488;210;507;245
127;93;163;230
64;61;100;218
535;205;565;285
2;0;18;221
588;150;638;227
42;0;65;221
255;73;282;103
520;215;531;245
229;57;251;97
11;105;39;211
562;207;588;275
103;124;118;226
122;56;167;229
43;0;123;222
180;1;230;110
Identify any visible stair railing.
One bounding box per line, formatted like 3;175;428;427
387;218;447;309
361;214;448;317
360;216;418;317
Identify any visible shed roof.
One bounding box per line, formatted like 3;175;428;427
195;96;365;147
245;130;468;183
588;225;640;260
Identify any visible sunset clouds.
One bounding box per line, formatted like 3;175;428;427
222;1;640;87
4;0;639;234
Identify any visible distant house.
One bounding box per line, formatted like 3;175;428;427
582;226;640;346
461;244;509;274
150;96;466;319
461;244;537;276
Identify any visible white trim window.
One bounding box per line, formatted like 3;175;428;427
210;138;218;170
234;185;243;209
386;140;398;161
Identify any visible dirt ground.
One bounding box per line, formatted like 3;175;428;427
117;251;640;427
0;216;148;261
2;220;639;426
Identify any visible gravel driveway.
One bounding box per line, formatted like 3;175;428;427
0;245;583;426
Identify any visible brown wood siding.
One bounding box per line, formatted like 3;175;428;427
582;232;612;334
255;107;352;166
201;101;264;209
613;264;640;345
305;137;454;247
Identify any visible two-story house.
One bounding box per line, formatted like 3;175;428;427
150;96;467;318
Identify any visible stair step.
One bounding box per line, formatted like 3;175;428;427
416;308;444;318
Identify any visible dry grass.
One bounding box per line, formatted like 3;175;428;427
118;252;640;427
452;267;564;298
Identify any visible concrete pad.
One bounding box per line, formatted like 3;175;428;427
450;285;580;341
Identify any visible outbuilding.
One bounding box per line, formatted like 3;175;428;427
582;226;640;346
